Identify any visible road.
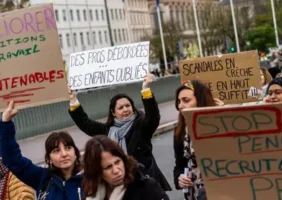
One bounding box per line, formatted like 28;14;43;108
152;131;184;200
19;101;178;165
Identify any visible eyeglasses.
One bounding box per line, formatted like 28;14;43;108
182;80;194;91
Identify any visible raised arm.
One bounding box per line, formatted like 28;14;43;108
140;74;160;139
0;102;45;190
68;89;108;136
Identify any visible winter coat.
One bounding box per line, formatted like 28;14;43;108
3;172;35;200
0;121;83;200
69;94;171;191
86;165;169;200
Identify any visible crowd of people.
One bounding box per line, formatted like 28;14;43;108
0;64;281;200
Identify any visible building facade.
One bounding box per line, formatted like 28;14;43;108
148;0;228;56
30;0;131;66
125;0;152;42
148;0;221;57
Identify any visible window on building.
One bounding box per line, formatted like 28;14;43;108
86;32;90;46
114;29;117;42
119;9;123;19
115;9;118;20
126;30;128;41
70;10;74;21
133;14;136;24
83;10;87;21
66;33;71;47
76;10;80;21
80;32;84;47
95;10;99;21
59;34;63;48
101;10;104;20
55;10;59;21
90;10;93;20
98;31;102;44
122;29;125;41
104;30;108;43
181;9;186;29
93;31;97;44
118;29;122;42
73;33;77;46
62;9;66;21
176;8;180;24
111;9;114;20
131;14;133;24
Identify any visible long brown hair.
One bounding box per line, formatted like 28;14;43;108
261;67;272;85
83;135;137;198
174;80;216;140
44;131;81;179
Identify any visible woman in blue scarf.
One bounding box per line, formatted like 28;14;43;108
69;74;171;191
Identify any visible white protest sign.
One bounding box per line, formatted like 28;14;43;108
69;41;150;90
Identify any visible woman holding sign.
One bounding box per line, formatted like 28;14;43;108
68;73;171;191
0;101;83;200
173;80;217;200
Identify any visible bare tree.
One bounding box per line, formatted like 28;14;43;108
142;19;186;62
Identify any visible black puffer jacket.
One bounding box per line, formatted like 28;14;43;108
123;166;169;200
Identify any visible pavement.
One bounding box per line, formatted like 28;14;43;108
152;130;184;200
18;100;178;165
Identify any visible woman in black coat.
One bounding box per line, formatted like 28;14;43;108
82;135;169;200
69;74;171;191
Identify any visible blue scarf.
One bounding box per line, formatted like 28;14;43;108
108;114;136;154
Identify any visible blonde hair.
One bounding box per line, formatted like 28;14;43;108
261;68;272;85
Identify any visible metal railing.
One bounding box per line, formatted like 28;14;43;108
11;75;181;140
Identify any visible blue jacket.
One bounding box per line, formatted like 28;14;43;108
0;121;83;200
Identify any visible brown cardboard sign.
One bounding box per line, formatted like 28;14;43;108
183;103;282;200
179;51;261;104
0;4;68;111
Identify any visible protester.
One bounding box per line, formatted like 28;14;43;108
265;77;282;103
173;80;217;200
0;157;35;200
83;135;169;200
268;66;281;79
68;73;171;191
0;101;83;200
260;67;272;94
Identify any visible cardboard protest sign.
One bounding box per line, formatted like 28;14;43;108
69;41;150;90
183;103;282;200
0;4;69;111
179;51;261;104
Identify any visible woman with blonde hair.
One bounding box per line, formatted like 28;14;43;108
260;67;272;94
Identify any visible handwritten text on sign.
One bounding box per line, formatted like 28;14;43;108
69;41;150;90
179;51;261;104
183;104;282;200
0;4;69;111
